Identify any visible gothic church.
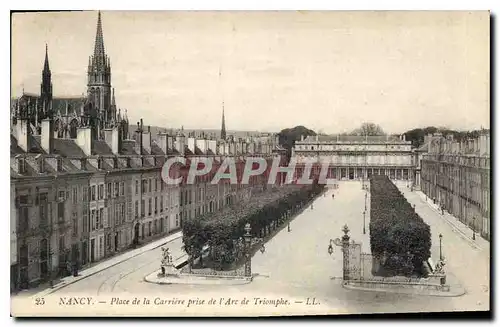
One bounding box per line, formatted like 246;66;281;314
11;11;129;140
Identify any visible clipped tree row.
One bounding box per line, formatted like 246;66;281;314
369;175;431;277
183;181;325;270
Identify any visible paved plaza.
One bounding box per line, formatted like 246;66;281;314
21;181;490;314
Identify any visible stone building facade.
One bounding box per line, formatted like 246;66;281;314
10;118;283;290
10;10;285;291
420;132;490;240
292;134;414;181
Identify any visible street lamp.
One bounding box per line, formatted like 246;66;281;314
244;223;252;277
327;239;334;255
439;234;443;261
472;217;476;240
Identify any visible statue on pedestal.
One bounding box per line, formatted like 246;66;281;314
160;247;179;277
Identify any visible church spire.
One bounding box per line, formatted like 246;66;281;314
43;43;50;73
219;65;226;140
93;11;106;66
41;43;52;115
221;103;226;140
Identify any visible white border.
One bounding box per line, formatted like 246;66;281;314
3;1;497;326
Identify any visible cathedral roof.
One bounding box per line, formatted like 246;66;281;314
13;94;86;116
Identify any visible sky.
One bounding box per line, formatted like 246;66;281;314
11;11;490;134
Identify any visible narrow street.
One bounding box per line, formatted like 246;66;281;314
49;181;489;313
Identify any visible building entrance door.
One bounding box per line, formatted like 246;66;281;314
348;168;354;180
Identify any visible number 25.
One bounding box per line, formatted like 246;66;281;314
35;298;45;305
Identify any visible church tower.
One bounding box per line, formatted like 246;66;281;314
87;11;112;137
40;44;52;118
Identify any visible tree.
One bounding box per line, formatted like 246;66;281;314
278;125;316;161
402;126;487;148
349;122;386;136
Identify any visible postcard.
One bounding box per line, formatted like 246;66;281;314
10;10;490;317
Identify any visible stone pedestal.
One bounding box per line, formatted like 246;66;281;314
160;263;180;277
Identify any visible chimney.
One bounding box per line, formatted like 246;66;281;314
196;138;206;154
104;127;121;155
41;118;54;154
175;133;185;155
167;134;174;153
158;132;168;154
402;134;406;141
142;125;152;153
135;120;144;155
76;127;93;156
187;136;195;153
208;139;216;153
16;117;32;152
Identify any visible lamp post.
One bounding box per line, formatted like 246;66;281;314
244;223;252;277
439;234;443;261
472;217;476;240
341;225;350;282
363;210;366;235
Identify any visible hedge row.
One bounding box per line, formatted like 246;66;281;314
183;181;325;269
369;175;431;277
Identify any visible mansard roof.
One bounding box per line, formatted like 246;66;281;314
302;135;404;143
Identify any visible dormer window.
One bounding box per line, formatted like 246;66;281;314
57;158;63;172
97;158;103;170
18;157;26;174
80;158;87;170
113;157;118;169
39;158;45;173
126;157;131;168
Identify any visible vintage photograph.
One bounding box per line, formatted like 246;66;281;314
10;10;490;317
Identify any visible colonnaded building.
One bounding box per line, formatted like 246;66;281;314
292;135;414;181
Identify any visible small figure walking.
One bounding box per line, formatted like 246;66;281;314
287;223;291;232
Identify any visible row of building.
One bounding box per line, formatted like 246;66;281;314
10;11;285;291
418;132;490;240
290;131;491;241
10;116;283;290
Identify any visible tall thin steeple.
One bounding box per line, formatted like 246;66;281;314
40;44;52;119
93;11;106;67
221;104;226;140
219;65;227;140
87;10;112;138
43;44;50;72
